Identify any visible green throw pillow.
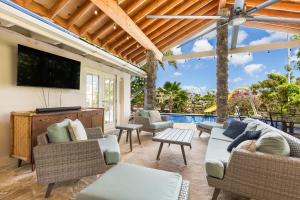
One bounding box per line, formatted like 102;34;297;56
139;110;150;118
256;132;290;156
47;124;71;143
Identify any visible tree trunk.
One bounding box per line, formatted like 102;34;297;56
216;8;229;124
144;50;157;110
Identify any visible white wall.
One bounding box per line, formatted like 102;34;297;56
0;35;131;167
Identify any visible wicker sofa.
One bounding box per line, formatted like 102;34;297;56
133;110;173;136
34;127;120;198
205;118;300;200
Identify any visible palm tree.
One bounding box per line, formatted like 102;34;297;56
144;50;177;110
159;81;184;113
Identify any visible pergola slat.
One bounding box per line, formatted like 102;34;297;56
48;0;72;19
227;0;300;13
90;0;163;61
133;20;215;63
66;1;94;28
127;5;218;60
91;0;151;42
117;0;215;58
112;0;198;53
105;0;184;50
101;0;169;48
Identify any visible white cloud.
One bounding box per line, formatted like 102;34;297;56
231;77;243;83
237;30;248;44
182;85;207;95
244;64;265;75
173;72;182;76
249;31;287;45
192;39;213;52
170;46;186;64
264;69;282;75
229;53;253;66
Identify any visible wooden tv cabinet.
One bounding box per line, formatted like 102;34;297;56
10;108;104;169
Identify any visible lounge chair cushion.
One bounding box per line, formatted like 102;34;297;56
99;135;120;165
139;110;150;118
196;121;223;131
227;130;261;152
76;163;182;200
223;120;248;139
149;110;162;123
205;138;231;179
150;121;174;130
68;119;88;141
47;124;71;143
245;118;300;157
211;128;233;142
256;132;290;156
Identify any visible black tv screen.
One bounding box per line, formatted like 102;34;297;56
17;45;81;89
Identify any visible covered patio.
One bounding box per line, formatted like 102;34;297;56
0;0;300;200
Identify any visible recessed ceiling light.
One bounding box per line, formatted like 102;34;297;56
126;36;130;40
94;10;98;15
113;24;117;30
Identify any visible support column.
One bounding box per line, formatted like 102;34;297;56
216;8;229;124
144;50;157;110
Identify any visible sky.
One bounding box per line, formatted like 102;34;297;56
157;25;300;95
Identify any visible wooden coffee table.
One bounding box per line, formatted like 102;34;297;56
116;124;143;152
152;128;194;165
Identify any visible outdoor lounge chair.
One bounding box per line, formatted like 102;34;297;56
133;110;173;136
34;127;120;198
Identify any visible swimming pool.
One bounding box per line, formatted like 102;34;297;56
162;114;236;123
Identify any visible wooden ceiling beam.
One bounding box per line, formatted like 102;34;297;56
218;0;227;10
120;0;215;57
91;0;150;41
66;1;94;28
245;21;300;34
159;20;215;51
134;21;215;63
48;0;72;19
102;0;184;47
90;0;163;61
13;0;68;28
253;7;300;19
79;12;107;35
227;0;300;13
99;0;169;46
111;0;197;52
125;5;218;59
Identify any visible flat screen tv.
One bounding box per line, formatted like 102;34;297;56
17;45;81;89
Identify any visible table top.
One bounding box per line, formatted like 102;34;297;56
116;124;143;130
152;128;194;146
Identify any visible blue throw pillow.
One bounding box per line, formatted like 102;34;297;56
227;130;261;152
223;120;248;139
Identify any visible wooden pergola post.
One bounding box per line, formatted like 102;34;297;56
144;50;157;110
216;8;229;124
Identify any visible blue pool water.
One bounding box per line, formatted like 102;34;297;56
163;114;236;123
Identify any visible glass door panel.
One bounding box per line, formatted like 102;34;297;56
103;77;116;128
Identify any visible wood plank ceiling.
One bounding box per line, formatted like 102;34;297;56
12;0;300;64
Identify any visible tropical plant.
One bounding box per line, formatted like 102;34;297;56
251;73;300;115
157;81;188;113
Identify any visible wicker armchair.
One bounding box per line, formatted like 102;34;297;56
133;110;173;136
34;128;119;198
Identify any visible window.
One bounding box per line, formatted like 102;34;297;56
86;74;99;107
